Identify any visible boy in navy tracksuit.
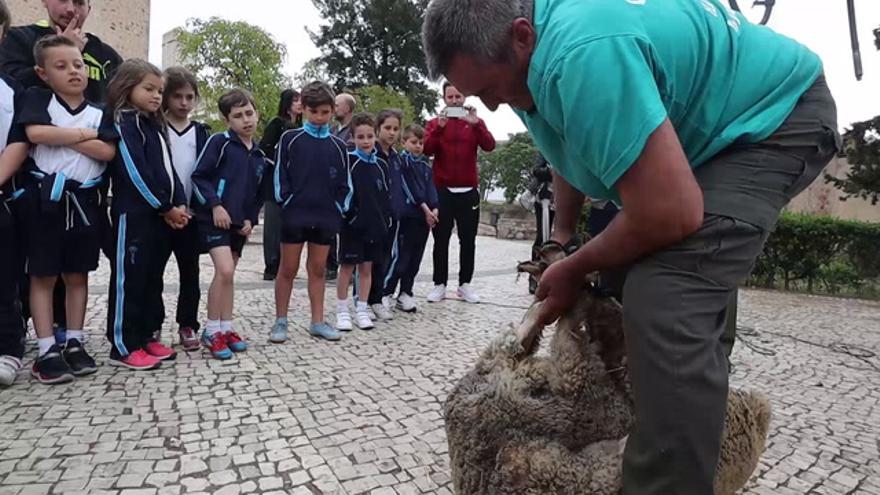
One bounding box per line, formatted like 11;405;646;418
191;89;265;360
20;36;116;383
270;81;350;343
383;124;439;313
335;113;392;332
0;3;30;386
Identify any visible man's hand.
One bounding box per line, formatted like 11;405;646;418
534;257;584;326
438;108;448;129
463;106;479;126
55;14;87;51
239;220;253;236
212;205;231;230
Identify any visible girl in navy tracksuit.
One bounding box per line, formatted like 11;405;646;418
190;89;265;360
335;113;392;332
106;60;190;371
384;124;439;312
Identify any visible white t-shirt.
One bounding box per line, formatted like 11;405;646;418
0;76;16;152
168;122;199;202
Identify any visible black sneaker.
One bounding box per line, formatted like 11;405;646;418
63;339;98;376
32;345;75;384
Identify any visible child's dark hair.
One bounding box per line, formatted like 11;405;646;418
218;88;257;118
33;35;77;68
402;124;425;141
107;58;166;126
351;112;376;130
376;109;403;130
162;66;200;110
0;0;11;38
300;81;335;109
276;88;301;120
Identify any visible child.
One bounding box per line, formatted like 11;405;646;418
270;81;349;343
191;88;265;360
18;35;116;383
383;124;439;313
335;113;392;332
0;0;31;387
162;66;210;352
367;109;404;321
106;58;190;371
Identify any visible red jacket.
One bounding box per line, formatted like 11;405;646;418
424;116;496;189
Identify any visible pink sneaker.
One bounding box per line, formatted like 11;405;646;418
178;327;200;352
144;341;177;361
109;349;161;370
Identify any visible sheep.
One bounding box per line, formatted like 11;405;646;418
445;243;771;494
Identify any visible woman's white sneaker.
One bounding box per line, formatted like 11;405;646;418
457;284;480;304
426;284;447;303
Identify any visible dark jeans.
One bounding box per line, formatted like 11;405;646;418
263;200;282;274
159;222;201;330
622;75;839;494
384;216;431;297
367;220;398;305
0;204;25;358
432;188;479;286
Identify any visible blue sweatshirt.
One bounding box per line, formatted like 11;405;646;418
342;148;392;242
274;122;350;233
191;130;266;229
400;151;439;219
377;147;406;221
111;110;186;217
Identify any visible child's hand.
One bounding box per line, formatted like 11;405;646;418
212;205;231;230
163;206;189;229
424;210;437;228
239;220;253;237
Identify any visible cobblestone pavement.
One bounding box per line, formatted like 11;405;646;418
1;232;878;494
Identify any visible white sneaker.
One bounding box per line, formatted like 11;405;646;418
427;284;447;303
0;355;22;387
457;284;480;304
381;296;395;319
336;311;353;331
366;306;377;319
355;310;375;330
371;303;394;321
397;293;417;313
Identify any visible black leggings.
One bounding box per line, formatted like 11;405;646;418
432;188;479;286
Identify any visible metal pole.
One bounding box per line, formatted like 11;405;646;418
848;0;863;81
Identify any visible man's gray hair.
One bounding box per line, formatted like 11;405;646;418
422;0;533;80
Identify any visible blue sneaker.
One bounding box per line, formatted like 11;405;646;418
201;331;233;360
223;331;247;353
308;322;341;341
269;321;289;343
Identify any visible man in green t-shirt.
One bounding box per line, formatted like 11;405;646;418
423;0;840;492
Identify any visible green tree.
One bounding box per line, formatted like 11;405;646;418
484;132;537;203
174;17;290;130
307;0;438;119
352;85;415;127
478;149;501;201
826;115;880;205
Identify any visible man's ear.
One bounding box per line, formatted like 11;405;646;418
35;65;49;83
511;18;536;57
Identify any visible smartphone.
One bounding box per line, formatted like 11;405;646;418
444;106;468;119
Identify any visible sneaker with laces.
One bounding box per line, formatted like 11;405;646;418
178;327;200;352
62;339;98;376
269;321;289;343
426;284;446;303
336;311;353;331
371;303;394;321
0;355;23;386
355;310;374;330
109;349;162;370
366;306;377;319
381;296;396;318
224;331;248;353
201;331;233;360
457;284;481;304
308;322;341;341
32;345;75;384
145;341;177;361
396;293;417;313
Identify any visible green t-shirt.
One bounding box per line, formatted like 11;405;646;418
515;0;822;202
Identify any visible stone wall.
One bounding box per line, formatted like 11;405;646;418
7;0;150;59
788;156;880;222
480;203;537;241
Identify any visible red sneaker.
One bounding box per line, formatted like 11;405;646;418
201;331;233;360
109;349;161;370
145;341;177;361
223;331;248;353
178;327;200;352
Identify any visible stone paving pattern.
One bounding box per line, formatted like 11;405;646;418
1;232;878;494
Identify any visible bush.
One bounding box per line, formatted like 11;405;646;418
747;213;880;298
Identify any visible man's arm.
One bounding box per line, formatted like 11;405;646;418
423;119;444;156
473;119;496;152
549;170;585;246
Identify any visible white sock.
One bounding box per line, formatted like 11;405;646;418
206;320;221;336
220;320;233;332
66;330;84;343
356;301;368;313
337;299;350;313
38;337;55;356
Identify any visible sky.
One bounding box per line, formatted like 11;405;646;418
148;0;880;139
